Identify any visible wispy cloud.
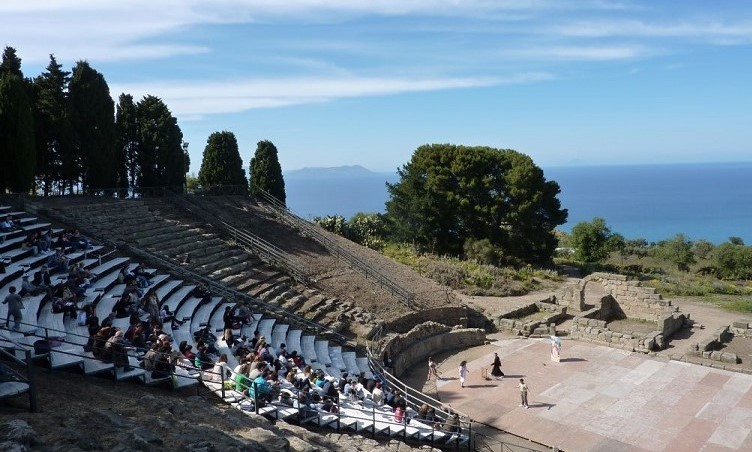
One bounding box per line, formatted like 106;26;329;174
110;73;551;118
553;20;752;42
502;45;655;61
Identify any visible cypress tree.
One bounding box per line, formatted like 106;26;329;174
249;140;286;204
68;61;116;193
115;93;139;196
198;131;248;192
33;54;71;196
135;95;185;192
0;73;36;193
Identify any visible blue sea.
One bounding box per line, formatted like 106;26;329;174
285;162;752;244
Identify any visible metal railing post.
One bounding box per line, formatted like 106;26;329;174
25;349;38;413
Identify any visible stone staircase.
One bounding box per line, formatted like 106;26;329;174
30;197;378;337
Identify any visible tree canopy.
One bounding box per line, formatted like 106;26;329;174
249;140;286;204
68;61;116;193
33;54;72;195
385;144;567;265
656;233;696;271
198;131;248;191
569;217;615;264
135;95;186;192
0;72;36;193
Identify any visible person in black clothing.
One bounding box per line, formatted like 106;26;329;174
222;306;238;344
190;282;212;304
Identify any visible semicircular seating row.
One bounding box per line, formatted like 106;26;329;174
0;205;469;447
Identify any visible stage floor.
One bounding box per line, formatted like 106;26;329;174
435;338;752;451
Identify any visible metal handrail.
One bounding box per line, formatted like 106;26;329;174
222;221;310;284
258;189;414;308
123;244;356;348
167;192;311;284
33;197;356;349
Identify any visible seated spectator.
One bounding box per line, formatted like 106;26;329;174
425;407;437;424
288;350;305;369
125;323;147;350
249;330;261;350
113;293;134;319
190;282;212;304
151;342;174;379
235;304;252;324
0;216;16;232
338;372;349;393
38;229;52;253
148;322;168;344
52;283;78;319
194;324;217;344
91;326;115;359
258;343;274;365
23;233;39;256
394;403;405;423
194;344;213;370
179;340;195;361
85;304;100;334
207;353;233;383
223;306;239;344
70;229;91;251
314;371;327;389
415;404;430;421
234;363;252;394
33;265;52;293
248;361;265;381
47;248;69;273
160;304;178;326
371;382;385;405
132;263;150;288
19;274;48;298
249;370;274;406
366;377;378;394
141;342;160;372
442;412;460;433
117;265;130;284
105;330;133;371
55;230;72;249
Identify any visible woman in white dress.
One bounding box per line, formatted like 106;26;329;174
458;360;469;388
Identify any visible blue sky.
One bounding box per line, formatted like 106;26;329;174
3;0;751;174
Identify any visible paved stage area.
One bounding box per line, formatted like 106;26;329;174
435;338;752;451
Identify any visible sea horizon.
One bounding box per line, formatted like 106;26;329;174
285;161;752;245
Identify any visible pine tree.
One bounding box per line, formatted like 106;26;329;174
249;140;285;204
198;131;248;192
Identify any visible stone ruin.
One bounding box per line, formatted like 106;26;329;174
687;320;752;368
496;298;568;337
557;272;688;353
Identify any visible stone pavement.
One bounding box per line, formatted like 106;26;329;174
435;338;752;451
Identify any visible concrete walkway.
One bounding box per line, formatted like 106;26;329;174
435;337;752;451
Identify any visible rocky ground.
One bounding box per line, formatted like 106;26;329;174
1;369;437;452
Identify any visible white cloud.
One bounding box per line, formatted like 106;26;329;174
553;20;752;42
501;45;654;61
110;73;552;118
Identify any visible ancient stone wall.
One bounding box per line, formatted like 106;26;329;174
380;321;486;376
557;272;670;320
561;273;688;353
497;302;568;337
383;306;470;333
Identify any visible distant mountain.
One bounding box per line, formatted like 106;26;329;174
285;165;389;179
